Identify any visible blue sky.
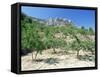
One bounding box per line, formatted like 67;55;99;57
21;6;95;29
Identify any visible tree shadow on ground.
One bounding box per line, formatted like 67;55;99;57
51;50;71;55
44;58;60;65
36;58;60;70
21;49;32;56
33;59;44;62
78;55;95;62
32;57;60;65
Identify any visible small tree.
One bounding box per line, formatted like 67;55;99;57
81;26;85;30
88;27;95;35
82;40;95;55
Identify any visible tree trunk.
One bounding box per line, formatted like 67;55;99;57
91;51;95;55
35;51;38;60
77;50;80;58
53;47;56;53
32;52;33;61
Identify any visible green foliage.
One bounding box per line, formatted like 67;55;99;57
21;13;95;60
88;27;95;35
81;26;85;30
82;40;95;54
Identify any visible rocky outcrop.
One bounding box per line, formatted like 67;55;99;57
32;17;72;26
46;17;72;26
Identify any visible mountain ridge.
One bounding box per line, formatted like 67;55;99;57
31;17;72;26
22;13;73;26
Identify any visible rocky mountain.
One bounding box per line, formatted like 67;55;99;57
32;17;72;26
21;13;72;26
46;17;72;26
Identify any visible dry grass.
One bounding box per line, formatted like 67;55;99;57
21;48;95;71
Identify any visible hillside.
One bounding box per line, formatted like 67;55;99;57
21;13;95;71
